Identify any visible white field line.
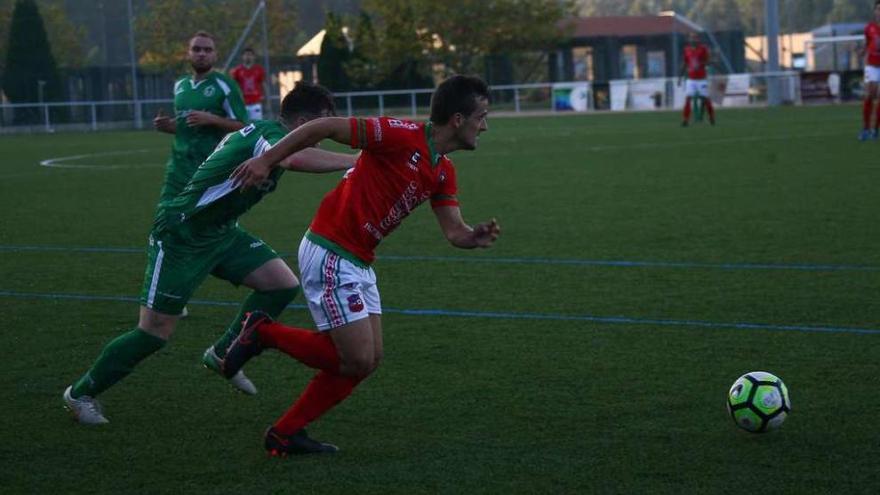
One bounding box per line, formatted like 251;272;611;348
38;148;163;169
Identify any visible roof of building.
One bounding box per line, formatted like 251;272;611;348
564;15;701;38
296;27;353;57
297;29;326;57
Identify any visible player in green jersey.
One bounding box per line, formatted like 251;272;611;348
153;31;249;319
152;31;249;208
63;82;354;425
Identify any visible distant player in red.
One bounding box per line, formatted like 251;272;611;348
230;47;267;121
221;75;501;456
859;1;880;141
679;32;715;127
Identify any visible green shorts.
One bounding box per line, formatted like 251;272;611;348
138;227;279;315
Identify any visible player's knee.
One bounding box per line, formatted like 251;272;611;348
138;308;177;340
340;353;376;378
139;320;175;340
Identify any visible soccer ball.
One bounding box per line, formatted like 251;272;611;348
726;371;791;433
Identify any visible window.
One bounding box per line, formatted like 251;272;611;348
620;45;639;79
647;50;666;78
572;46;595;81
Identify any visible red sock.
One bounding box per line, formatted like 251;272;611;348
704;98;715;122
874;99;880;130
258;321;340;372
683;97;692;122
273;371;363;435
863;99;873;129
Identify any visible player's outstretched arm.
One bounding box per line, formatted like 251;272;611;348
231;117;351;188
279;148;357;173
433;205;501;249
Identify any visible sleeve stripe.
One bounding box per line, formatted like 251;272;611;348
357;119;367;149
223;99;235;119
216;78;232;95
253;136;271;157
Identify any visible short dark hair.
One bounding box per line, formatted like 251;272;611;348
280;81;336;122
190;30;214;42
242;47;255;54
430;75;490;125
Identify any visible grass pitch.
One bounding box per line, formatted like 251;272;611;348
2;105;879;494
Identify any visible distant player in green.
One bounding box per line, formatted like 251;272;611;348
63;82;353;425
152;30;249;319
152;30;249;211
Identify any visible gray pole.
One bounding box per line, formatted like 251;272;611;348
260;0;273;117
765;0;782;105
127;0;142;128
223;1;265;71
671;17;679;81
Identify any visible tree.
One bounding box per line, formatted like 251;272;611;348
689;0;745;31
577;0;872;34
2;0;63;110
350;0;575;87
36;1;87;68
827;0;867;24
0;0;86;78
343;2;431;89
135;0;299;73
344;11;379;89
317;11;351;91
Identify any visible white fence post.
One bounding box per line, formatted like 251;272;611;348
91;104;97;131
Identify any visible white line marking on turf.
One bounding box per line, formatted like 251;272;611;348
38;148;163;169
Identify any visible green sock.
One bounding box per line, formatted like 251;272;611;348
71;328;167;398
212;287;299;358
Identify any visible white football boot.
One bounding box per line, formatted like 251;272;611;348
202;345;257;395
63;386;109;425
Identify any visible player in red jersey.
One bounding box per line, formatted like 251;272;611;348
859;1;880;141
230;47;267;121
679;32;715;127
220;75;501;456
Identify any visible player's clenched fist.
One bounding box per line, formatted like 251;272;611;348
472;218;501;247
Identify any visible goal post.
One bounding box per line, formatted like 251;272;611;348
805;35;864;72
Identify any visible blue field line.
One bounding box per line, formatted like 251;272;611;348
1;289;878;336
1;244;879;273
375;254;880;272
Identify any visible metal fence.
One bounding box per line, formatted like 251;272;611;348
0;73;816;134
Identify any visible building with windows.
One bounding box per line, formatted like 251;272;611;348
551;14;745;83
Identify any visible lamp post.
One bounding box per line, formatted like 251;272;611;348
765;0;782;105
